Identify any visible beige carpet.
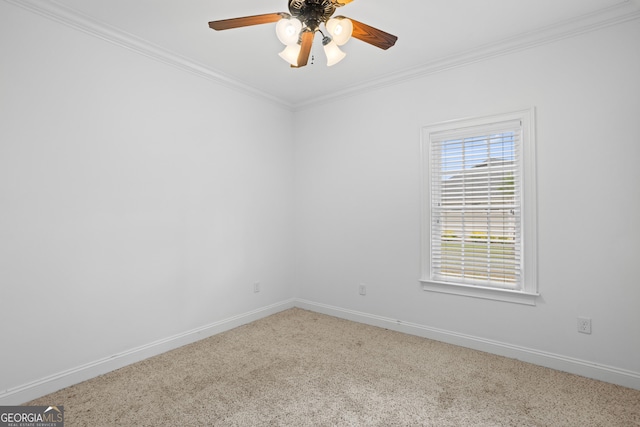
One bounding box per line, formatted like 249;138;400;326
27;308;639;426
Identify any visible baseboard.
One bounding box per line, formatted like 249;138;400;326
0;299;296;405
294;299;640;391
4;297;637;405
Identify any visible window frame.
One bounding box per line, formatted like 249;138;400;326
420;108;539;305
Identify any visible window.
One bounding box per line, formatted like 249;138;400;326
421;109;538;305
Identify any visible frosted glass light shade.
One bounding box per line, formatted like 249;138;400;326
276;18;302;46
326;17;353;46
323;40;346;66
279;44;302;66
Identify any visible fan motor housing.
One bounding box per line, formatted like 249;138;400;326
289;0;335;30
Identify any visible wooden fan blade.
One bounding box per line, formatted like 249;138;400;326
349;18;397;50
208;13;284;31
293;30;315;68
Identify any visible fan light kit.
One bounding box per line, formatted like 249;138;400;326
208;0;397;68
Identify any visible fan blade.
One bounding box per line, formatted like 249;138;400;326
333;0;355;6
349;18;397;50
292;30;314;68
208;13;285;31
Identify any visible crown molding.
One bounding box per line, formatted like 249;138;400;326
3;0;295;111
4;0;639;112
293;0;640;110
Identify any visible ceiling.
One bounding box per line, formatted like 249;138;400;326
9;0;639;108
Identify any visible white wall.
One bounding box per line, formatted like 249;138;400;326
0;3;295;399
294;19;640;381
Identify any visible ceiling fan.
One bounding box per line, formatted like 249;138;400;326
208;0;398;68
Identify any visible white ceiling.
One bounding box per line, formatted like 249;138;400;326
9;0;639;108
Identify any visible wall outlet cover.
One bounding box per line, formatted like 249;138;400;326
577;317;592;334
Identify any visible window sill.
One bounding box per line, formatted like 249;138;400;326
420;280;539;306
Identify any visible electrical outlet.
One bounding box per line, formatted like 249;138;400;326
359;284;366;296
253;282;260;293
577;317;592;334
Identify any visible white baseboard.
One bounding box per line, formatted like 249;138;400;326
294;299;640;391
4;297;637;405
0;299;296;405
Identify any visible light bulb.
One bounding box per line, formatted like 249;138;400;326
279;44;302;66
323;38;346;66
276;18;302;46
326;17;353;46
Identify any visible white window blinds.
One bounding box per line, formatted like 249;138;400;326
429;120;522;290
